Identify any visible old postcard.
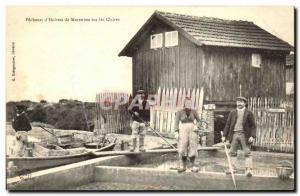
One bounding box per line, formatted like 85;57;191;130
6;6;295;191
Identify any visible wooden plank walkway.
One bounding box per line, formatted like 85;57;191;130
91;146;221;157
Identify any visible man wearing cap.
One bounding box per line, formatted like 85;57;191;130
128;90;150;152
222;96;256;177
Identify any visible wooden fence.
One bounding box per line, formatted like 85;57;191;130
149;87;210;134
248;97;294;153
94;92;294;153
95;92;131;134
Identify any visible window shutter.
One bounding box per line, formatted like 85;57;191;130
165;31;178;47
150;33;163;49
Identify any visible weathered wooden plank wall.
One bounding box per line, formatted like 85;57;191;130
200;47;287;101
286;67;294;83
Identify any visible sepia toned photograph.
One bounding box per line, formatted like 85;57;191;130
5;6;295;191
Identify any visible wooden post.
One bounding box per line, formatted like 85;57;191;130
170;88;178;134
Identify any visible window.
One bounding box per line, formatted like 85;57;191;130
165;31;178;47
150;33;163;49
251;53;261;68
286;82;294;95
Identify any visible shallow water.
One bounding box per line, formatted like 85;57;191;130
130;153;287;177
71;182;186;190
72;156;292;190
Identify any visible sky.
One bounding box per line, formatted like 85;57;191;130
6;6;294;102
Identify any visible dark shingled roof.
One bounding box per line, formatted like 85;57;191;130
119;11;293;57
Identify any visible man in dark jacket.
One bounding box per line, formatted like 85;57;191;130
222;96;256;176
12;104;32;132
128;90;150;152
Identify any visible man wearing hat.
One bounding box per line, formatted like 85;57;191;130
128;90;150;152
12;104;32;133
222;96;256;176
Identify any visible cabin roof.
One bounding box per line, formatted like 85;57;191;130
119;11;293;57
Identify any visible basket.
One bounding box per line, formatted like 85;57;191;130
276;166;293;180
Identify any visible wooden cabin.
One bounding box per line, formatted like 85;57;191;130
119;11;293;102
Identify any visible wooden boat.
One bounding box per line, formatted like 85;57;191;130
7;150;92;177
6;143;116;177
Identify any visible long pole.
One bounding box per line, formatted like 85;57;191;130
39;126;57;137
221;131;237;190
131;111;177;149
39;125;62;145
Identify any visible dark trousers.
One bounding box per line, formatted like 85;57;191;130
229;131;251;157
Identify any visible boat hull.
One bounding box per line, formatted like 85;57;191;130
7;142;117;176
7;152;93;176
